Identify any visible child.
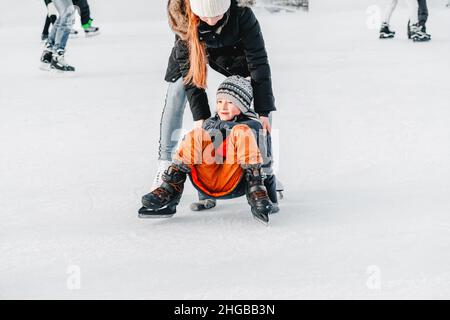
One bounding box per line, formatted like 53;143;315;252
139;76;277;224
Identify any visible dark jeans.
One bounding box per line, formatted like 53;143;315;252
73;0;92;26
417;0;428;26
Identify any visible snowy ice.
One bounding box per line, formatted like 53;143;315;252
0;0;450;299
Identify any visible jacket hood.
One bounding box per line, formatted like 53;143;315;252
167;0;254;40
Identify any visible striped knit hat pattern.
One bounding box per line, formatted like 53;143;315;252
216;76;259;120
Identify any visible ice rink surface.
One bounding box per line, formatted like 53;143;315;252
1;0;449;299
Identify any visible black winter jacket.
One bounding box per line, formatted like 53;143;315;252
165;0;276;121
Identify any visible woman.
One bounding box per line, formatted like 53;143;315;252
153;0;277;210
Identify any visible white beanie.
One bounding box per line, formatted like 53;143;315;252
189;0;231;18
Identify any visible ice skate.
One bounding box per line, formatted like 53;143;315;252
139;164;188;218
410;23;431;42
50;50;75;72
379;22;395;39
244;165;273;225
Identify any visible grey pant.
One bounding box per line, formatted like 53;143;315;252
48;0;75;52
158;77;187;162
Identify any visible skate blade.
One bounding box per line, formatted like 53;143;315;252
412;37;431;42
251;207;270;226
138;206;176;219
253;215;269;226
139;213;175;219
50;68;76;75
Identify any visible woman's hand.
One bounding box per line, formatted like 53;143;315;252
194;119;205;129
260;116;271;134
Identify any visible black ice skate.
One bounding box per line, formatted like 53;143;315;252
139;164;188;218
244;165;273;225
40;48;53;71
190;199;217;211
51;50;75;72
410;23;431;42
379;22;395;39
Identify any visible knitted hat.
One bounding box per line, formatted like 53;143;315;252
216;76;259;120
189;0;231;18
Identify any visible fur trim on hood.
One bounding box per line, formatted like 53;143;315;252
167;0;254;40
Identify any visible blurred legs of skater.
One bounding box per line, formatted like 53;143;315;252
40;0;76;72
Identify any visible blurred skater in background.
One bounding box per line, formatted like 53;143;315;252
379;0;430;41
40;0;76;72
41;0;100;41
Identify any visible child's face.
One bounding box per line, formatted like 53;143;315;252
217;99;242;121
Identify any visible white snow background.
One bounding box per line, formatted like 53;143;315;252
0;0;449;299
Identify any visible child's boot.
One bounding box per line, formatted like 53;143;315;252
243;164;273;225
139;164;189;218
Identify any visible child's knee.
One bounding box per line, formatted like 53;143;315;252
184;128;208;141
230;124;257;142
230;124;252;135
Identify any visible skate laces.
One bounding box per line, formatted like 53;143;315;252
162;171;184;193
152;181;182;200
252;190;268;200
152;187;171;200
